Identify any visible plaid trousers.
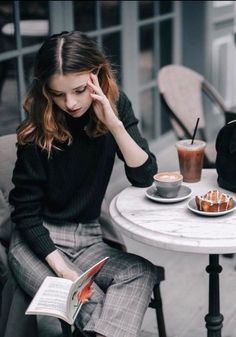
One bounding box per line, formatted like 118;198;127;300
8;220;158;337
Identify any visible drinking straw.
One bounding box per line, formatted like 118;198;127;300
191;117;200;144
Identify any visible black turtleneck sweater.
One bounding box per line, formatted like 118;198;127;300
9;91;157;259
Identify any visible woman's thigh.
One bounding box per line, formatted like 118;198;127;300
74;241;157;334
8;230;55;297
72;241;157;292
7;229;106;297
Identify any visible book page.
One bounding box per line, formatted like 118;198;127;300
26;276;72;321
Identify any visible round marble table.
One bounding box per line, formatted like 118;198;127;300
109;169;236;337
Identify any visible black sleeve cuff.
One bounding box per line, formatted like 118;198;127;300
125;155;157;187
22;225;57;260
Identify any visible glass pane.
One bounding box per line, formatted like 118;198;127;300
0;58;20;135
159;1;173;15
159;19;172;68
140;89;154;140
74;1;96;32
139;1;154;20
101;1;120;28
19;1;49;47
102;32;122;85
0;1;16;51
139;24;154;84
213;1;233;8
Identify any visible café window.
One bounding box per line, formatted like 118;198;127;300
138;1;174;140
73;1;122;85
0;0;177;143
0;0;49;136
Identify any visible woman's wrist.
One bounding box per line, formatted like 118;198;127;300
45;249;64;276
45;249;76;278
108;119;124;133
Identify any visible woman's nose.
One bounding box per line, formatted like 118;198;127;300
65;94;77;110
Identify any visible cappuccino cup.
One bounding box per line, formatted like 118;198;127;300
153;172;183;198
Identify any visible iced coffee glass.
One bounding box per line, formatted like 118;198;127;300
176;139;206;183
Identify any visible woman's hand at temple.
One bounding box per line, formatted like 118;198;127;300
87;72;148;168
87;73;121;131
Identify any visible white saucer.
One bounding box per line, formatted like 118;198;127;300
187;197;236;217
145;185;192;204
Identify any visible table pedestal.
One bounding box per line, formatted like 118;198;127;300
205;254;224;337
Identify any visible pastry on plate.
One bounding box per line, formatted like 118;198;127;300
195;190;234;212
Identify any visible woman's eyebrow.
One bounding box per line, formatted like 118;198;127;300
73;83;87;90
48;83;87;93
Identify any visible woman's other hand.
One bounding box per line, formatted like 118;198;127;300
45;249;79;281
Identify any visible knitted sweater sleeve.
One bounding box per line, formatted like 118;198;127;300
116;91;158;187
9;144;56;259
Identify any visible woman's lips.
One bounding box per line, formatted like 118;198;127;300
68;108;82;115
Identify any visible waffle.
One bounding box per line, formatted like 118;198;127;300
195;190;234;212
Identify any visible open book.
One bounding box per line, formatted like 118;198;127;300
25;256;109;325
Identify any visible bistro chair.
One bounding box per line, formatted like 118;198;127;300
157;64;232;168
0;133;167;337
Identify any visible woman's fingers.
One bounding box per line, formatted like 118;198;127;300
88;75;108;106
90;93;105;101
90;72;100;86
87;79;98;92
87;80;103;98
88;73;103;92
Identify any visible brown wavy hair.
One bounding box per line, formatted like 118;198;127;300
17;31;119;155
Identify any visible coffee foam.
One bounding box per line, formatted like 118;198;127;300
154;172;182;182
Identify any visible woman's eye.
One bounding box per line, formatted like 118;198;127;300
51;92;63;97
76;86;87;94
50;86;87;97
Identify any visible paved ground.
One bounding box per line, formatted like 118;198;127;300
129;239;236;337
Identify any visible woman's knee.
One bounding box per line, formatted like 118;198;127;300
131;255;157;282
114;253;157;286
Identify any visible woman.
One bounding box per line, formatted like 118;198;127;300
8;31;158;337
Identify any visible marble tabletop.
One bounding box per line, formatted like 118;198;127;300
109;169;236;254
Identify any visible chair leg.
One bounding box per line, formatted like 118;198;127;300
151;283;167;337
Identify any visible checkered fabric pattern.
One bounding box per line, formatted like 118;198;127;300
8;221;158;337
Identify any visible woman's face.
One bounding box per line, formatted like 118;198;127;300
48;72;93;118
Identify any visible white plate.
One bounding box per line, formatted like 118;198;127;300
187;197;236;217
145;185;192;204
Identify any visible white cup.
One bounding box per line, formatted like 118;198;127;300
153;172;183;198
